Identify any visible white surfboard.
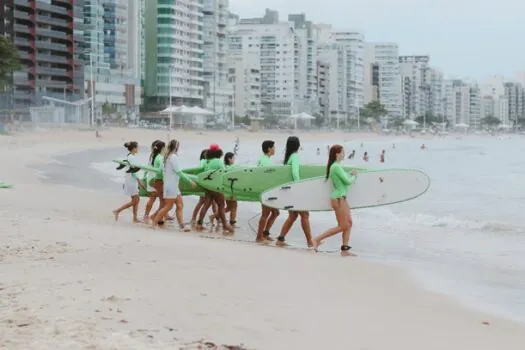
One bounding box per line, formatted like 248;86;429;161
260;169;430;211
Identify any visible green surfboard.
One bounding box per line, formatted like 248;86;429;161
196;165;365;202
0;182;13;189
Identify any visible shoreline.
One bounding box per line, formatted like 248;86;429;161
1;128;525;349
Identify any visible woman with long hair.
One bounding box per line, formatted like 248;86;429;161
195;144;234;233
223;152;238;226
152;139;195;231
311;145;357;256
144;140;165;224
276;136;313;247
113;141;143;223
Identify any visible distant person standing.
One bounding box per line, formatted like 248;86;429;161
363;151;369;162
380;150;385;163
392;143;396;150
421;144;427;150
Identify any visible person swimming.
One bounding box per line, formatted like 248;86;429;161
113;141;144;223
276;136;313;248
363;151;369;162
256;140;280;243
380;150;385;163
311;145;358;256
348;150;355;159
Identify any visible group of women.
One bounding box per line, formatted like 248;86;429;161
112;136;358;256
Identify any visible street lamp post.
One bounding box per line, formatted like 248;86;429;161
168;64;173;138
88;52;95;127
231;88;235;129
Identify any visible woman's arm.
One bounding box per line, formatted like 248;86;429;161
172;156;192;183
290;154;300;181
334;164;354;186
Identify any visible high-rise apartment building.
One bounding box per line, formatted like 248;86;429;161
504;82;524;126
84;0;142;119
202;0;232;120
399;55;430;118
229;55;261;118
443;79;481;127
364;42;402;117
144;0;204;110
317;43;347;122
331;30;365;113
229;18;297;117
0;0;84;116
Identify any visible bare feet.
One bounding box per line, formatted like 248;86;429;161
311;238;320;252
195;224;205;232
143;216;151;225
223;224;234;234
341;250;357;257
275;238;288;247
179;225;191;232
307;240;314;248
255;237;269;244
112;210;119;221
133;219;142;224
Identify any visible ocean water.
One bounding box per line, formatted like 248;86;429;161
87;135;525;323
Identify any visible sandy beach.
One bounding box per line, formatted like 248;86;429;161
1;128;525;349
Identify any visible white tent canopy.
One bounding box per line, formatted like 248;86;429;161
455;123;469;128
289;112;315;120
403;119;419;126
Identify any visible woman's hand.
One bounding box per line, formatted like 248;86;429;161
190;181;196;188
350;170;358;176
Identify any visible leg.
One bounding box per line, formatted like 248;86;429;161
196;192;214;230
191;196;206;223
211;192;233;233
112;198;134;221
299;211;313;247
312;199;348;251
341;201;355;257
256;205;272;242
131;195;141;223
152;199;176;228
263;209;280;241
150;180;165;220
175;195;190;231
227;199;238;225
277;211;299;245
143;192;158;224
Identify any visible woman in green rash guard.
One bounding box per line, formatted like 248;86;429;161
195;144;234;233
276;136;313;247
190;149;219;226
152;139;196;231
311;144;358;256
144;140;165;224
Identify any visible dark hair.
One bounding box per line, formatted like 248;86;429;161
164;139;180;164
206;148;223;160
149;140;165;166
326;144;344;179
124;141;138;152
283;136;300;164
261;140;275;154
364;152;368;156
224;152;234;166
199;149;207;160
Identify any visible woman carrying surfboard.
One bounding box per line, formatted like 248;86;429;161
311;144;357;256
195;144;234;234
190;149;219;228
143;140;165;224
152;139;195;231
113;141;144;223
276;136;313;248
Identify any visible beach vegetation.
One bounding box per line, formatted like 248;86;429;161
481;115;501;127
0;35;22;91
361;100;388;121
102;102;117;116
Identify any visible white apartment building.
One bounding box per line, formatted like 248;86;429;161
317;43;348;122
317;61;330;118
288;14;318;114
399;55;430;119
229;55;261;118
364;42;402;117
425;67;445;117
481;95;509;124
202;0;233;120
228;20;297;117
443;79;481;127
504;82;524;125
84;0;142;119
144;0;204;110
331;30;365;113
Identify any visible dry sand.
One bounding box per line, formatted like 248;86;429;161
1;128;525;349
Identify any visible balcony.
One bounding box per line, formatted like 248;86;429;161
14;37;32;47
36;28;69;40
36;54;69;64
36;16;69;28
36;79;69;89
14;23;31;34
36;2;69;16
13;0;31;7
17;51;32;61
36;66;70;77
36;40;68;52
14;10;31;20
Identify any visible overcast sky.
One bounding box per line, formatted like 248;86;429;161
229;0;525;81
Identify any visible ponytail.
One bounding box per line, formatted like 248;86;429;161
164;139;180;165
149;140;165;166
326;144;343;179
